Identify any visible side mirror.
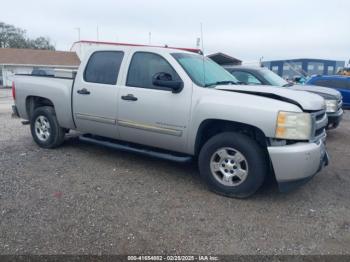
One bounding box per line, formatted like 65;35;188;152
152;72;184;93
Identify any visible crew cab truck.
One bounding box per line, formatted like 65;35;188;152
12;45;329;198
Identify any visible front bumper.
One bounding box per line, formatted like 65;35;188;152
268;139;328;192
326;109;343;129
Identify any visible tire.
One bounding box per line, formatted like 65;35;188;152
198;132;267;198
30;106;65;148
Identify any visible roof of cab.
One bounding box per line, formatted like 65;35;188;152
72;40;202;54
84;45;203;59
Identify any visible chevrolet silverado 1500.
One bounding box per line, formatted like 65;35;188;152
12;45;329;198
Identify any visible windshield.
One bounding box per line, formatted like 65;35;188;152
171;53;238;87
260;68;289;87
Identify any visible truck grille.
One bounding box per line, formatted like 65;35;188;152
337;99;343;110
311;110;327;142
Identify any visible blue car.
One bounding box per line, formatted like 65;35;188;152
306;75;350;109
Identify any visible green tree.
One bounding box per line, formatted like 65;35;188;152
0;22;27;48
0;22;55;50
27;37;55;50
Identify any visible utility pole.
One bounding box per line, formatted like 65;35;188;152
196;37;200;49
259;56;264;67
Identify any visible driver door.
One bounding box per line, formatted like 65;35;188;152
117;51;192;153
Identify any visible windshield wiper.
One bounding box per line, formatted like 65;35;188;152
204;80;237;87
282;82;294;87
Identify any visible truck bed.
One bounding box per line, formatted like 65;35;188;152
14;74;76;129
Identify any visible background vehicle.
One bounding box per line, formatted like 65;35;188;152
31;69;55;77
306;75;350;109
12;45;328;198
293;76;307;84
337;67;350;76
225;66;343;129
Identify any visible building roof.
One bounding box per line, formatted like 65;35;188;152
71;40;202;54
262;58;344;63
207;52;242;65
0;48;80;67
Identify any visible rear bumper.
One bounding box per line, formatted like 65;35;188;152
12;105;20;118
326;109;343;129
268;139;328;192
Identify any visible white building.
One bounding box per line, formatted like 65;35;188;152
0;48;80;87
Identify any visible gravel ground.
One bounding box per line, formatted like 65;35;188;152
0;88;350;255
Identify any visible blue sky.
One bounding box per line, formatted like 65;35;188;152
2;0;349;63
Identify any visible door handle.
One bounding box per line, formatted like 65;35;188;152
77;88;90;95
121;94;138;101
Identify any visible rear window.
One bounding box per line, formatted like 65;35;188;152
313;78;348;89
84;51;124;85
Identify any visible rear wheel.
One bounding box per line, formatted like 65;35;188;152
30;106;65;148
198;132;267;198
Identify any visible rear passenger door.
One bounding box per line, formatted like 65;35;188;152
117;51;192;153
73;50;125;139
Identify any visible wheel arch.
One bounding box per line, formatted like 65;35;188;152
194;119;268;156
26;96;55;120
25;95;75;129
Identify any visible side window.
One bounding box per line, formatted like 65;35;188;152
126;52;181;90
84;51;124;85
231;71;262;85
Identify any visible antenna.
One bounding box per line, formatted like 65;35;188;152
200;23;206;86
148;32;152;45
284;61;309;77
96;25;99;41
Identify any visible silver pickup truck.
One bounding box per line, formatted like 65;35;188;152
12;45;329;198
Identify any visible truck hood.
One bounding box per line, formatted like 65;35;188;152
215;85;325;111
289;84;342;100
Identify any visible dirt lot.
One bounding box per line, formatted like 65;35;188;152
0;88;350;255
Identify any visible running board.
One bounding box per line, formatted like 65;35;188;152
79;135;193;163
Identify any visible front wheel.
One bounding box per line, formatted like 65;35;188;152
30;106;65;148
198;132;267;198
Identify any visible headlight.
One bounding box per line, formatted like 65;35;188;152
325;100;337;113
275;111;312;140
